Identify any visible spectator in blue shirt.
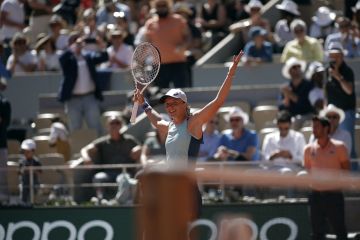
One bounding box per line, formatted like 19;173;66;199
198;115;222;161
214;107;259;161
243;26;273;65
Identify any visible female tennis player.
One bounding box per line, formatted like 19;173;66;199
133;50;243;167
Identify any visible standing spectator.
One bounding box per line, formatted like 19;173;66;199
227;0;249;23
58;33;108;136
351;0;360;33
34;35;61;71
80;115;141;200
198;115;222;161
309;6;336;42
274;0;300;52
306;61;325;113
18;139;42;204
262;110;305;172
242;26;272;65
303;116;349;240
281;19;324;63
325;42;357;158
0;0;26;62
113;11;135;46
24;0;54;45
279;57;314;129
143;0;190;88
103;29;133;70
0;78;10;204
309;104;352;156
214;107;259;161
197;0;227;50
324;17;360;59
52;0;80;26
6;33;37;75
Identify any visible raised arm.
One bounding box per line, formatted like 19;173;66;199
190;51;243;126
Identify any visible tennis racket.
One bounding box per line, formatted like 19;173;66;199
130;42;161;124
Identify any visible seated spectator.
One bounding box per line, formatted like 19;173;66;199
274;0;300;52
351;1;360;34
262;110;305;171
80;115;141;200
280;19;323;63
230;0;272;45
102;29;133;70
18;139;42;204
34;35;61;72
197;0;227;50
324;17;360;58
243;26;273;65
96;0;131;26
306;61;325;113
309;6;336;42
198;115;222;161
6;33;37;75
113;11;135;46
309;104;352;156
48;116;71;162
227;0;249;23
214;107;259;161
48;15;69;52
279;57;314;129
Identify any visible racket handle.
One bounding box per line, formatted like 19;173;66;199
130;102;139;124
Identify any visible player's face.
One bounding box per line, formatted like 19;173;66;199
164;97;186;119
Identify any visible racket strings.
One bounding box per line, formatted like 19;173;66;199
132;44;160;85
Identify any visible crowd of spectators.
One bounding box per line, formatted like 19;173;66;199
0;0;359;208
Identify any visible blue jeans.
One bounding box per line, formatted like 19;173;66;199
340;110;357;160
65;94;103;136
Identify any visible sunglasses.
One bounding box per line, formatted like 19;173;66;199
230;118;242;122
326;115;339;120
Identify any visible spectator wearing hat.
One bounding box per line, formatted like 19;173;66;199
0;78;10;203
274;0;300;52
303;115;349;240
80;115;141;200
214;106;259;161
80;9;103;52
96;0;131;26
306;61;325;113
281;19;323;63
113;11;135;46
35;35;61;71
324;17;360;58
18;139;42;204
279;57;314;129
48;15;69;52
103;29;133;69
309;6;337;41
309;104;352;156
48;115;71;162
143;0;191;89
58;33;108;136
197;0;227;50
243;26;273;65
325;41;357;158
6;33;37;75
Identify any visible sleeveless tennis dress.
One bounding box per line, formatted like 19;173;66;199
165;120;202;169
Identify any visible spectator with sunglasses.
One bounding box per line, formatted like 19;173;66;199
214;107;259;161
198;114;222;161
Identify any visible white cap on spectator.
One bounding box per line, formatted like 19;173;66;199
21;139;36;151
352;0;360;12
245;0;263;13
319;104;345;123
282;57;306;79
226;107;249;124
312;6;336;27
305;61;325;80
327;41;344;54
276;0;300;16
159;89;187;103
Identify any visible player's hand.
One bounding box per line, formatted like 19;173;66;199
133;89;145;104
228;50;244;76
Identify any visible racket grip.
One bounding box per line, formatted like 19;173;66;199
130;102;139;124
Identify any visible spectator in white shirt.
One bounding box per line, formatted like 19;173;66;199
34;35;61;72
104;29;133;69
309;6;336;42
309;104;352;156
262;110;306;172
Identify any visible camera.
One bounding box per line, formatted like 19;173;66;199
329;60;336;69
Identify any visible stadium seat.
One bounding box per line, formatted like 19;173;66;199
33;135;57;155
252;105;278;131
7;154;22;163
355;126;360;160
7;139;21;155
258;127;277;149
7;161;19;196
300;126;313;143
33;113;67;131
69;129;97;158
